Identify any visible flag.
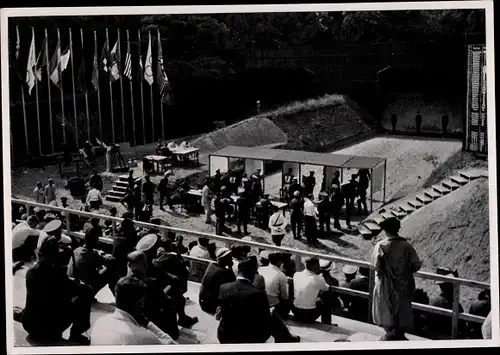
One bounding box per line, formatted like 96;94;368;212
109;39;120;81
91;47;99;90
60;48;71;71
76;56;87;92
26;31;37;95
123;36;132;80
15;26;21;60
35;37;47;82
13;26;22;82
100;42;109;73
49;43;70;88
144;32;153;86
156;32;169;96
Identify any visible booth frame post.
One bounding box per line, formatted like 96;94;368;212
261;159;265;195
370;167;374;213
208;155;211;177
298;164;302;186
226;157;229;175
383;160;387;205
340;168;343;183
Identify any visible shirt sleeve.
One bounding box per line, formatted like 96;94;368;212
146;322;176;344
315;274;329;292
408;244;422;273
279;274;289;300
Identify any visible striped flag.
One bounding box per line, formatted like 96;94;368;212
123;33;132;80
109;39;120;81
144;32;153;86
35;37;47;82
26;30;37;95
156;30;169;96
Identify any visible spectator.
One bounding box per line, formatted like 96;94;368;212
214;190;230;236
292;257;339;325
259;250;270;267
158;171;174;211
127;251;180;341
347;266;370;322
357;169;370;215
112;213;139;277
468;289;491;339
342;175;358;229
91;275;177;345
201;179;212;224
44;178;57;204
34;182;46;204
86;184;103;211
67;227;119;297
303;193;318;244
259;252;290;319
371;217;421;341
289;190;303;240
268;206;287;246
317;192;331;237
330;185;344;231
199;247;236;314
89;170;103;192
303;171;316;196
83;217;103;235
217;256;299;343
153;241;190;295
12;215;41;263
236;188;251;235
340;265;358;288
22;236;93;345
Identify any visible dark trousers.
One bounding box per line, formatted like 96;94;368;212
345;197;355;227
304;216;317;243
274;300;292;320
319;214;331;235
292;291;335;325
332;209;341;229
216;216;225;235
22;283;93;340
159;192;171;209
148;302;180;340
357;190;368;214
442;121;449;135
89;201;100;210
272;234;285;246
391;119;397;133
237;215;249;233
13;235;39;263
416;119;422;134
87;265;120;297
290;213;302;239
134;202;144;220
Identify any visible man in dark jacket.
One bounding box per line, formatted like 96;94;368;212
303;171;316;196
288;177;302;201
415;111;423;134
199;248;235;314
133;180;143;220
212;169;222;194
89;170;103;192
21;236;93;345
441;112;449;135
330;185;344;230
342;175;358;229
112;213;139;277
317;192;331;237
157;171;173;211
289;191;303;240
236;189;251;235
217;256;299;344
214;189;230;236
142;175;155;206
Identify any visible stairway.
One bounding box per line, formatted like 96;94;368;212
357;170;486;239
105;174;142;203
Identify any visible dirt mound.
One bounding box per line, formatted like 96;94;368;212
191;116;287;153
400;178;490;305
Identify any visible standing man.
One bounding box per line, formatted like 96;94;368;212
441;112;449;136
158;171;173;211
86;184;104;211
283;168;294;200
142;175;155;207
268;206;287;247
317;192;331;237
34;182;46;204
303;171;316;196
330;171;341;193
415;111;423;135
214;189;230;236
390;111;397;134
89;170;103;192
303;193;318;245
44;178;57;204
212;169;222;194
330;185;344;231
288;177;302;201
289;191;303;240
236;188;251;235
133;181;144;221
342;175;358;229
357;169;370;215
201;179;212;224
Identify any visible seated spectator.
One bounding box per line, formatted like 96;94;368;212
188;240;198;251
136;234;198;329
22;236;93;345
12;215;41;263
112;214;139;277
217;256;300;344
34;209;47;230
292;257;339;325
153;245;190;296
199;247;236;314
127;251;180;341
38;220;74;268
91;275;177;345
340;265;358;288
346;266;370;322
189;237;212;279
413;288;430;335
67;227;119;297
259;252;290;319
83;217;103;235
468;289;491;339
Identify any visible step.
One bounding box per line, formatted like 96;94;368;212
399;204;415;213
381;211;394;220
424;189;442;200
442;179;460;190
358;224;372;237
113;185;128;192
118;175;129;181
450;175;468;185
109;190;127;198
363;222;381;232
416;194;432;204
432;184;451;195
371;215;385;225
407;200;423;209
115;180;129;187
459;170;482;180
390;209;407;219
105;195;122;202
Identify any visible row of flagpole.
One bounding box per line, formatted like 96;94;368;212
14;25;170;157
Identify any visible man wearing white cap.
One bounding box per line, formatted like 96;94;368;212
199;247;236;314
236;188;251;235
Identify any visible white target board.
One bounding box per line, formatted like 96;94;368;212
245;159;264;177
282;162;300;184
371;162;385;193
210;156;229;176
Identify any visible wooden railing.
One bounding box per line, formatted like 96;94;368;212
12;199;490;339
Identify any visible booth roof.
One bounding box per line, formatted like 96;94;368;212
210;146;385;169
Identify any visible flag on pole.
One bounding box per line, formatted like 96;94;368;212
26;31;37;95
144;32;153;86
156;31;169;96
76;56;87;92
35;37;47;82
100;42;109;73
91;45;99;90
49;44;70;88
124;36;132;80
15;26;21;60
109;39;121;81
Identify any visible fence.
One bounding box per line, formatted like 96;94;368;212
11;198;490;339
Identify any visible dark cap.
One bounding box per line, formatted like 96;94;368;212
380;217;400;232
122;212;134;219
237;255;258;273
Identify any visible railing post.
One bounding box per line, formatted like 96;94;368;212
451;282;460;338
65;212;71;234
367;266;375;323
112;220;117;238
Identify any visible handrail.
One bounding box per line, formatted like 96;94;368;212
11;198;490;338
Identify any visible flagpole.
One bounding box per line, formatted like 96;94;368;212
33;27;42;155
127;30;136;146
149;31;154;143
158;29;165;141
106;28;116;143
138;30;146;145
94;31;103;142
45;28;55;153
57;28;67;146
21;85;30;155
82;29;90;141
69;28;79;148
117;29;126;143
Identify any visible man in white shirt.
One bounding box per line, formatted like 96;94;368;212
12;215;41;262
292;257;337;325
201;180;212;224
259;252;290;319
44;178;57;204
86;185;103;211
34;182;46;204
91;275;177;345
189;238;212;279
303;193;318;244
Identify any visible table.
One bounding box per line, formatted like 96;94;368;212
171;147;200;164
144;155;171;173
255;200;287;210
